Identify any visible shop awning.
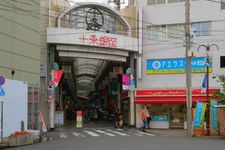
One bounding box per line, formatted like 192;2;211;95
135;89;220;104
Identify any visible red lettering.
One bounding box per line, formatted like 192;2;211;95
98;36;108;47
108;37;117;48
89;34;98;45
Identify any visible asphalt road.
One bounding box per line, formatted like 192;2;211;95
4;128;225;150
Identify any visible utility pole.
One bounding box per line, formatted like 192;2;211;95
185;0;192;137
198;44;218;136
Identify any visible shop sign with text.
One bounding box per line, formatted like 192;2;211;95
147;57;212;75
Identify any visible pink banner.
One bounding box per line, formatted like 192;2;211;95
122;74;130;90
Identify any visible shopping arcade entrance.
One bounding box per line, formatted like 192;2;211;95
46;2;138;127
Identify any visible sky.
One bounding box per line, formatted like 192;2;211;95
69;0;128;9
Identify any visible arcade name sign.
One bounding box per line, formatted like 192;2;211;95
47;28;138;52
79;34;117;48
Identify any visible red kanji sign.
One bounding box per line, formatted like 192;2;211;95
79;34;117;48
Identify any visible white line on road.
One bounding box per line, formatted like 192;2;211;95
59;133;67;138
106;129;129;136
72;132;85;137
94;129;115;136
83;130;100;137
136;131;156;136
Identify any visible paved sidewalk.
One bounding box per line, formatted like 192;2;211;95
147;129;187;137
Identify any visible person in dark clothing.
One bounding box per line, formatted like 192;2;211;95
146;107;152;129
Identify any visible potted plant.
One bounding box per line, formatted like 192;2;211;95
9;131;33;147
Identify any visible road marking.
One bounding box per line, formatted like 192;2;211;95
135;131;156;136
83;130;100;137
72;132;85;137
59;133;67;138
132;132;144;136
94;129;115;136
106;129;129;136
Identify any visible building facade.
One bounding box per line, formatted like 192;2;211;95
0;0;40;130
40;0;70;129
135;0;225;129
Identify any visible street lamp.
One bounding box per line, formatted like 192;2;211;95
198;44;218;136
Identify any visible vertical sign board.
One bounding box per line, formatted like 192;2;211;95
0;102;2;143
210;100;218;129
54;111;64;127
38;112;47;133
76;111;83;128
0;76;5;143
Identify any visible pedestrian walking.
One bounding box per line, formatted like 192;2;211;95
140;105;147;132
114;107;123;128
93;109;98;123
146;107;152;129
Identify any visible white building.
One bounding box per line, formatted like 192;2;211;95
135;0;225;129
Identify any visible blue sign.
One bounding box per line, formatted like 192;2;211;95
0;76;5;85
147;57;212;75
0;87;5;96
152;115;168;122
193;102;203;128
210;100;218;129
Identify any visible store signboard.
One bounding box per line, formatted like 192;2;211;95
47;28;138;52
147;57;212;75
135;89;216;97
55;111;64;127
76;111;83;128
113;67;123;74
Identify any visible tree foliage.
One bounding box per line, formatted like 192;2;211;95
213;75;225;104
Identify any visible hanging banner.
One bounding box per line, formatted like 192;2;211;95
52;70;63;87
193;102;207;128
122;74;130;90
201;74;207;93
210;100;218;129
200;103;207;128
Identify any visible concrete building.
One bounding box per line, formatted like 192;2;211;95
0;0;40;129
134;0;225;129
40;0;70;129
